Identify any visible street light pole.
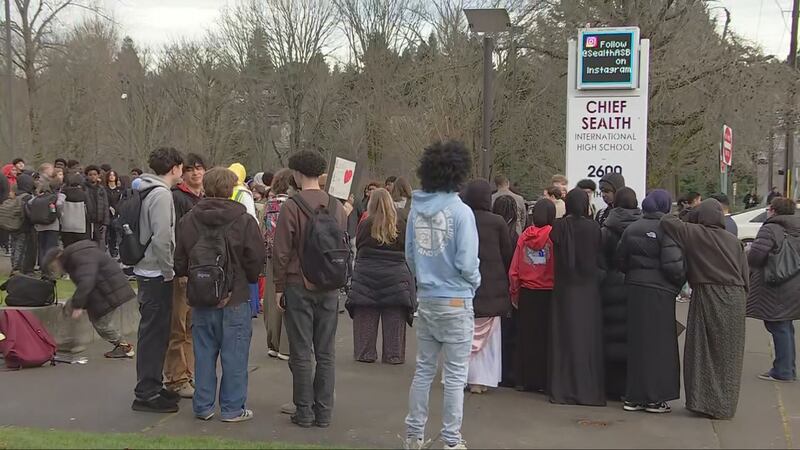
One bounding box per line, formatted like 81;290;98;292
482;35;493;179
785;0;799;196
4;0;13;163
463;8;510;180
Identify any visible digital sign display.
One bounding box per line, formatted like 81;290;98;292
577;27;639;90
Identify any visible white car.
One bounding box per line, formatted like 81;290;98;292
732;207;769;246
732;204;800;247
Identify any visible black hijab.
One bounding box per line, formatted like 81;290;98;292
565;188;591;219
463;179;492;212
532;198;556;227
562;189;591;269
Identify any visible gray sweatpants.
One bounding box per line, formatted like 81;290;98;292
64;299;124;346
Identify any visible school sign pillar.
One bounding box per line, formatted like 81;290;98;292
566;27;650;212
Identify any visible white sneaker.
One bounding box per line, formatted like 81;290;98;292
280;402;296;415
173;384;195;399
267;349;278;358
399;435;428;450
444;440;467;450
277;353;289;361
221;409;254;423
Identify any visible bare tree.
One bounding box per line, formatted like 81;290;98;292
334;0;422;63
251;0;337;153
0;0;105;158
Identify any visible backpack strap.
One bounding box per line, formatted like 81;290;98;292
291;194;317;219
326;195;338;212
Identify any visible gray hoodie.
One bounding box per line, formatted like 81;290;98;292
134;174;175;280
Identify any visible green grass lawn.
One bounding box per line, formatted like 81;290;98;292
0;426;326;449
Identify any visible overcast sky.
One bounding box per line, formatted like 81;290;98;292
95;0;790;59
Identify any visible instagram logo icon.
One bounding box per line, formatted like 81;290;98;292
585;36;598;48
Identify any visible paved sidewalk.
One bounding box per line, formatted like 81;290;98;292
1;301;799;448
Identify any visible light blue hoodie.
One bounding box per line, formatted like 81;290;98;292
405;191;481;299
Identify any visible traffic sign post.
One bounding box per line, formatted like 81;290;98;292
720;125;733;195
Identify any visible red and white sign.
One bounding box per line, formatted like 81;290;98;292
722;125;733;166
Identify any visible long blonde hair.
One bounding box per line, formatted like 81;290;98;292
367;188;398;245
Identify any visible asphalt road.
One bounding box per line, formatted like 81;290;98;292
2;299;799;448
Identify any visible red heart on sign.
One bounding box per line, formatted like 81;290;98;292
344;169;353;183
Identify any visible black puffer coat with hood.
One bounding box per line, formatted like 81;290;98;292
463;180;514;318
599;187;641;398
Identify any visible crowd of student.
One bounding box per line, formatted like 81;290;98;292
5;138;800;450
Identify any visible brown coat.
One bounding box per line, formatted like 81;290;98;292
660;199;748;288
272;189;348;293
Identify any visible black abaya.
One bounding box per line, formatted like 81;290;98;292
548;193;606;407
625;285;680;404
516;288;551;393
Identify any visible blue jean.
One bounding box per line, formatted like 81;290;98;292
192;302;253;419
765;321;796;380
406;298;474;446
249;282;260;317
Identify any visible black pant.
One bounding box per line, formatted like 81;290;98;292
92;224;107;253
134;276;174;401
11;229;35;274
107;222;119;257
284;283;339;423
38;230;59;276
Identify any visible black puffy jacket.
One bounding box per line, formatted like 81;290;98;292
616;211;685;294
61;240;136;320
346;216;416;325
599;206;640;396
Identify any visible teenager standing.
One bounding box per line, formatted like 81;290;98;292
164;153;205;399
132;148;184;414
403;141;479;450
273;151;348;428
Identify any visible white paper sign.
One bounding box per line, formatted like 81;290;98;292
566;38;650;213
328;157;357;200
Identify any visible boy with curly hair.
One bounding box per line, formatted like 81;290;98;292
403;140;480;450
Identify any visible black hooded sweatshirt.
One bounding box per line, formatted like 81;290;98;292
595;173;626;226
174;198;265;307
463;180;513;318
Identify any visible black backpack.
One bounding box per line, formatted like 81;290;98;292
292;194;351;291
0;195;27;232
25;193;59;225
1;274;56;307
187;221;236;308
765;232;800;285
115;186;163;266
